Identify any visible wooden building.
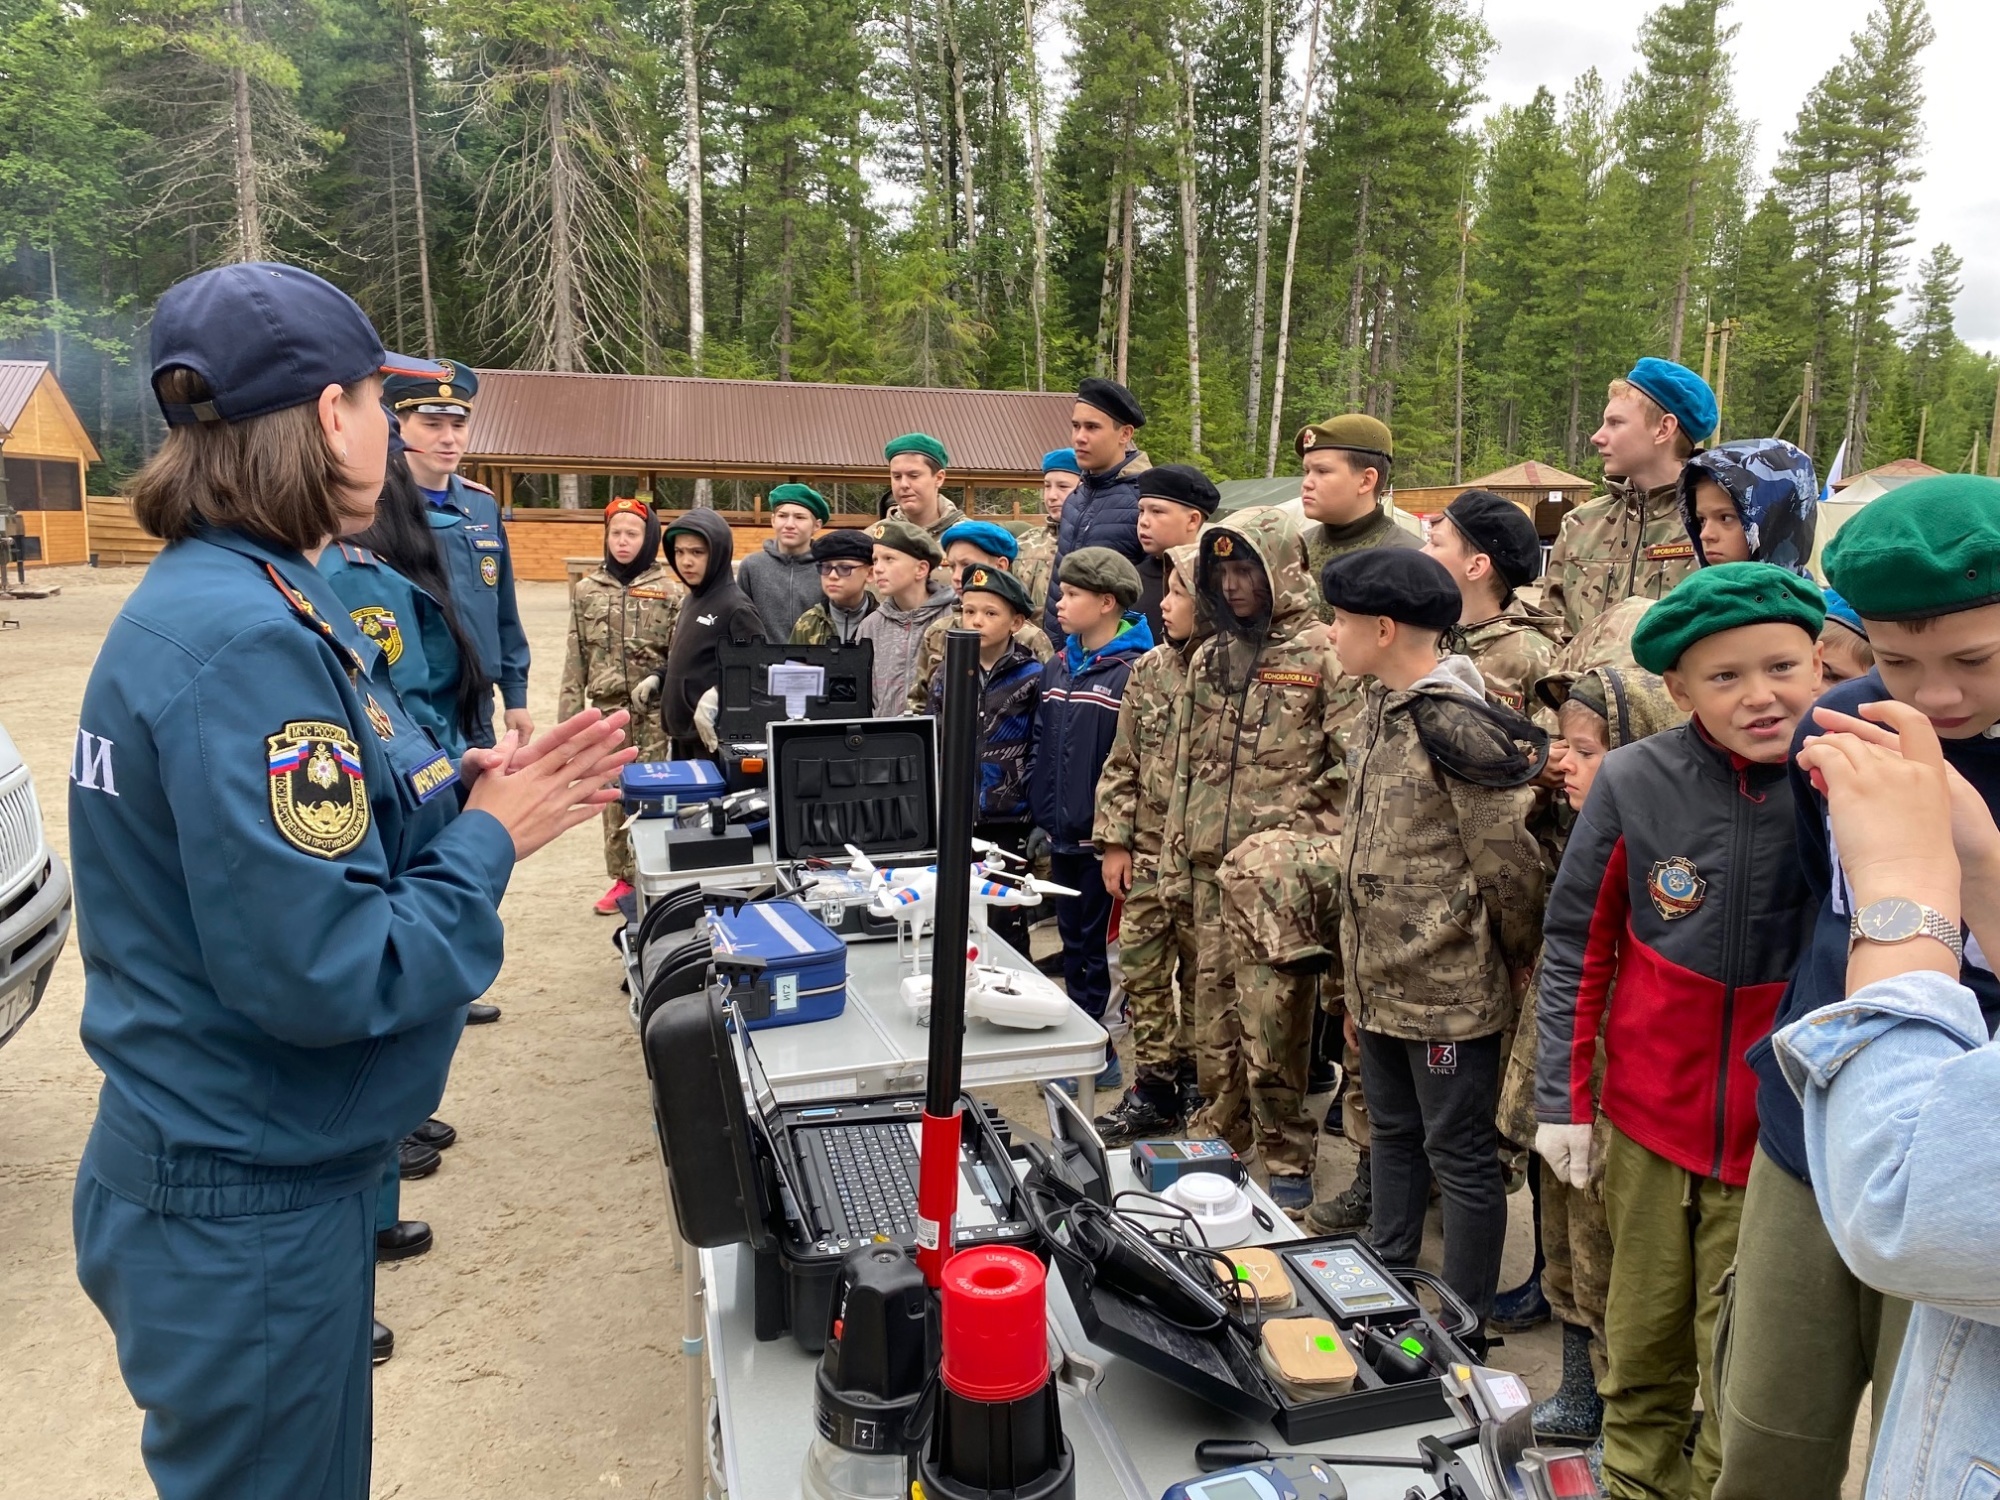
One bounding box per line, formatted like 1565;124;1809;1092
1393;460;1596;539
0;361;100;566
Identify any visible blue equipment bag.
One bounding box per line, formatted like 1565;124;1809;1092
707;899;848;1029
622;759;727;818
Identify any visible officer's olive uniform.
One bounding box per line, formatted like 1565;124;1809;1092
70;530;514;1499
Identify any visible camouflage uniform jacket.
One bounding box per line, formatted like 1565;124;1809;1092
1302;507;1423;624
904;610;1054;714
1092;638;1195;866
1543;477;1695;640
878;496;968;541
1460;597;1565;713
791;595;877;646
1014;525;1059;617
1169;506;1347;874
1339;655;1546;1042
560;563;683;726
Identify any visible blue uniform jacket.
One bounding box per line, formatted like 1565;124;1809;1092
1028;613;1155;853
425;473;529;712
69;527;516;1215
318;541;468;760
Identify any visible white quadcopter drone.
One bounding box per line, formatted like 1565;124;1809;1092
838;842;1083;1030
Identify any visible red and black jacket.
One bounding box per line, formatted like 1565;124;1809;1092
1534;720;1814;1186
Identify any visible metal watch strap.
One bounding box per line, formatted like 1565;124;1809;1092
1849;898;1966;962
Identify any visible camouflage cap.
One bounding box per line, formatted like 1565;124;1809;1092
874;517;944;566
1059;545;1142;608
1295;412;1394;461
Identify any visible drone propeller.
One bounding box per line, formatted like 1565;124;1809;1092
1024;877;1081;898
844;844;879;879
971;838;1026;869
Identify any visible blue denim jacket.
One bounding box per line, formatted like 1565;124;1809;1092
1774;969;2000;1499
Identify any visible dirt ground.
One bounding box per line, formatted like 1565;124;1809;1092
0;563;1863;1499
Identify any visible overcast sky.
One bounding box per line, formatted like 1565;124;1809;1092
1472;0;1999;351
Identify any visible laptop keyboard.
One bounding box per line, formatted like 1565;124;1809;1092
804;1124;920;1239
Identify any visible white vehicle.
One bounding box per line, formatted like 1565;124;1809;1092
0;719;72;1047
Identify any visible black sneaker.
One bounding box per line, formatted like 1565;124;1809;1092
1303;1153;1371;1235
1093;1089;1183;1145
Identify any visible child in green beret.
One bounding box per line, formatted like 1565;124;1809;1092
1535;561;1825;1498
1710;475;2000;1500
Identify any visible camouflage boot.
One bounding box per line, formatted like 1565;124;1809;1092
1303;1150;1371;1235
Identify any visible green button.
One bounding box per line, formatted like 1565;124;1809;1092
1314;1335;1336;1352
1400;1336;1425;1357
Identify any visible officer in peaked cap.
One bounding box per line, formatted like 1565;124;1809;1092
384;360;532;767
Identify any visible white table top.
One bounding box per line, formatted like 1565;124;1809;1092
700;1151;1482;1500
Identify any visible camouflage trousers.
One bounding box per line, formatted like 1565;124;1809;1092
1121;877;1195;1084
1187;871;1250;1151
1219;829;1343;1177
597;693;669;883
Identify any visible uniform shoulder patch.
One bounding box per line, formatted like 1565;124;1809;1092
1647;856;1706;919
351;606;403;665
459;477;495;495
1644;540;1696;561
267;721;370;858
480;554;500;586
1256;667;1321;688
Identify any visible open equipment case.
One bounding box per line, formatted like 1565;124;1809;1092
1027;1087;1483;1444
713;642;874;790
643;977;1033;1353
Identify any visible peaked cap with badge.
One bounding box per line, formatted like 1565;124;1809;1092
384;359;477;416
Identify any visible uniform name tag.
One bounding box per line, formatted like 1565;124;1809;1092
409;752;459;804
629;588;670;600
1644;541;1695;560
471;538;503;552
1257;668;1321;687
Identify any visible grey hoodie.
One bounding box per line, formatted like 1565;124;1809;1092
736;539;824;641
855;578;957;716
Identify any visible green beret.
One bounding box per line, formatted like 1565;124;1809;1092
1059;546;1142;608
1295;412;1394;461
885;432;949;469
767;482;829;523
1632;562;1826;675
1823;475;2000;621
874;517;944;566
961;564;1032;617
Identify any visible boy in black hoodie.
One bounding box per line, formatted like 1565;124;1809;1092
650;508;766;757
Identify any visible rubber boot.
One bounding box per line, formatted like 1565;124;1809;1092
1532;1322;1604;1443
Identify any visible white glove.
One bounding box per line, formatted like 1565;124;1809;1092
1535;1123;1595;1192
631;675;661;712
694;687;721;752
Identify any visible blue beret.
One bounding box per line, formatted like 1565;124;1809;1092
1820;587;1866;639
1041;448;1082;476
940;520;1019;563
1625;358;1717;445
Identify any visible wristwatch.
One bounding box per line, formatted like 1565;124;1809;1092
1848;897;1965;962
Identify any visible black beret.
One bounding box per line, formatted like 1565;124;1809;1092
1444;489;1543;589
1321;548;1462;632
1136;463;1220;516
1076;376;1145;429
811;528;875;565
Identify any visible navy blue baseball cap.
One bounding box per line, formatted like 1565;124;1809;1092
150;262;444;427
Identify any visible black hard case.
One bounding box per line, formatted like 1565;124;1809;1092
642;984;1032;1353
713;643;875;789
1056;1233;1480;1443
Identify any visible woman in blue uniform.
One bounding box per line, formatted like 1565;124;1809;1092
67;262;634;1500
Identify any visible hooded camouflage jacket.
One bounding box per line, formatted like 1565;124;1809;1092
1460;596;1565;713
1170;507;1347;872
1014;524;1059;616
560;562;684;725
1544;476;1696;640
1339;655;1546;1041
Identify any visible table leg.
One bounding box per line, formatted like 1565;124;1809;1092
1078;1075;1096;1120
684;1243;706;1498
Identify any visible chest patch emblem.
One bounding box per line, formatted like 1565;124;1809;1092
479;554;500;587
267;721;369;858
364;694;396;741
351;606;402;665
1647;856;1706;920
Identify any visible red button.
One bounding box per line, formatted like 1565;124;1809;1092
1312;1259;1327;1268
832;1319;844;1342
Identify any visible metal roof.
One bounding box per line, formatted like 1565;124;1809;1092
1465;460;1594;491
0;361;48;438
465;370;1074;482
1832;457;1942;491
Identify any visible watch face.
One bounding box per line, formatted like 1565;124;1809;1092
1858;898;1925;943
